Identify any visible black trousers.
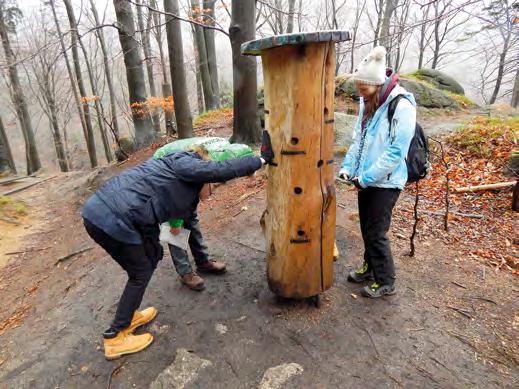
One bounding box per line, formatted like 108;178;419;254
83;219;162;332
358;187;401;286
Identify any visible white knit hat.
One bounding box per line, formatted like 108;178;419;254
352;46;387;85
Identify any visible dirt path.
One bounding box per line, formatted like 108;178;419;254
0;170;517;388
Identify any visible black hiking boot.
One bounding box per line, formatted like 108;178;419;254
360;282;396;298
347;262;374;283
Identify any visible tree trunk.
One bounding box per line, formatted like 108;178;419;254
489;32;511;105
229;0;261;143
63;0;98;168
89;0;121;141
378;0;397;50
191;25;205;114
136;0;162;134
203;0;220;107
373;0;384;47
0;115;16;174
511;68;519;108
50;0;91;168
164;0;194;139
44;82;69;172
0;7;41;174
113;0;155;148
191;0;216;111
78;35;113;163
150;0;175;135
287;0;296;33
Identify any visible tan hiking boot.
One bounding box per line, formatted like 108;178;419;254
181;272;205;291
104;331;153;360
197;260;227;274
128;307;158;333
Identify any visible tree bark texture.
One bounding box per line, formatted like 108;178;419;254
0;115;16;174
203;0;220;107
378;0;397;51
0;6;41;174
287;0;296;33
511;68;519;108
150;0;175;135
261;42;337;298
63;0;98;167
40;72;69;172
489;31;511;104
50;0;92;169
113;0;155;148
164;0;194;139
136;0;161;133
89;0;121;141
191;25;205;114
77;33;113;163
191;0;216;111
230;0;261;143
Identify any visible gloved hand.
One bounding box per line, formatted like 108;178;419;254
261;130;275;165
351;177;363;190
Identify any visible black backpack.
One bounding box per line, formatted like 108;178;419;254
388;95;429;182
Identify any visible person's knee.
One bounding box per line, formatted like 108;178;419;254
129;269;153;287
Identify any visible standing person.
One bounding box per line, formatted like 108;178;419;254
339;46;416;298
165;212;224;291
82;144;274;359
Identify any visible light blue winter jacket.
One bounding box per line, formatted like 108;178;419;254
340;85;416;189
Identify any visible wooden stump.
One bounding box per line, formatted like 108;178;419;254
243;31;350;298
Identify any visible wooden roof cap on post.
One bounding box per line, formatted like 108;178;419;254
241;30;351;56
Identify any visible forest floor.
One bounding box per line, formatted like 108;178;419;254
0;108;517;388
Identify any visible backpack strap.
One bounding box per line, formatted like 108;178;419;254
387;95;404;127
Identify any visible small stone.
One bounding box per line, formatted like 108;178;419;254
149;348;212;389
215;323;228;335
259;363;304;389
236;316;247;322
350;293;358;299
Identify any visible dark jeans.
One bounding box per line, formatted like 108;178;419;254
168;213;209;276
358;187;401;286
83;219;162;332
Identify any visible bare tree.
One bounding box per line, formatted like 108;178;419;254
203;0;220;106
349;0;368;72
150;0;175;135
164;0;193;139
0;1;41;174
190;23;205;113
0;114;15;174
391;0;412;71
24;13;69;172
416;2;433;69
136;0;161;133
191;0;217;111
89;0;121;141
512;68;519;108
230;0;260;143
113;0;155;147
63;0;99;166
485;0;517;104
378;0;398;50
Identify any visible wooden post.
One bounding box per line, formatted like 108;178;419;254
243;31;350;299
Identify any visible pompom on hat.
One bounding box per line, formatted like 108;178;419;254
351;46;387;86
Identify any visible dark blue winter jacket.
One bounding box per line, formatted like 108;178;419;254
82;151;262;244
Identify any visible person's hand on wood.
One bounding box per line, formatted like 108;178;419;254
261;130;275;165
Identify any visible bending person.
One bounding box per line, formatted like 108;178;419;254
82;144;273;359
